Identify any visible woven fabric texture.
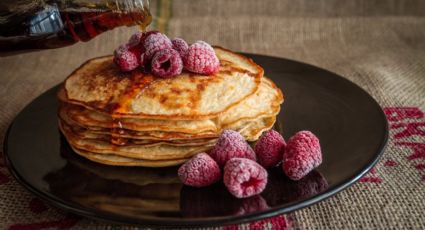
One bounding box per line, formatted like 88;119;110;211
0;0;424;229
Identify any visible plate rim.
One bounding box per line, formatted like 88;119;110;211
3;53;389;228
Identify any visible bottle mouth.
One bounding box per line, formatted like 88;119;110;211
29;4;64;36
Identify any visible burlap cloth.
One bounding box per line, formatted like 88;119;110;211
1;0;424;229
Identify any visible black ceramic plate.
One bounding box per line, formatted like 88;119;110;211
4;54;388;228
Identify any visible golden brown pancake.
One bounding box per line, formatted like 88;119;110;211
63;47;264;120
72;147;189;167
60;121;213;160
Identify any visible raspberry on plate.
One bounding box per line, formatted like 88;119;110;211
172;38;189;58
209;130;256;167
178;153;221;187
183;41;220;75
151;48;183;78
254;129;286;168
143;33;173;60
283;131;322;180
224;158;268;198
128;31;159;48
113;45;139;72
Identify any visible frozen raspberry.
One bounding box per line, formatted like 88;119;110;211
151;48;183;78
143;33;172;60
127;31;160;67
209;130;256;167
196;41;214;49
254;129;286;168
178;153;221;187
183;41;220;75
128;31;144;47
113;45;139;72
172;38;189;57
224;158;268;198
283;131;322;180
128;31;159;48
128;45;142;58
114;44;130;56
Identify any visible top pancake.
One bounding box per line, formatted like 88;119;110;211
64;47;263;120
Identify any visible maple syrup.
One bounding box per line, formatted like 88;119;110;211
0;0;151;54
111;118;128;146
102;73;156;145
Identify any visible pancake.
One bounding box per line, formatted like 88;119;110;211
240;116;276;141
58;77;282;135
62;120;217;147
60;121;212;160
63;47;263;120
59;111;219;140
60;115;274;160
72;147;189;167
59;101;218;134
60;112;275;143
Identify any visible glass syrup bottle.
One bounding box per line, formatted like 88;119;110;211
0;0;151;55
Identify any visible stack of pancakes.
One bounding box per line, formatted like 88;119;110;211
58;47;283;167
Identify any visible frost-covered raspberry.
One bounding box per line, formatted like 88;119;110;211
193;40;214;50
183;41;220;75
143;33;172;60
172;38;189;57
151;48;183;78
127;31;161;67
114;44;130;56
128;31;144;47
283;131;322;180
209;130;256;167
224;158;268;198
254;129;286;168
178;153;221;187
128;31;159;48
113;45;139;72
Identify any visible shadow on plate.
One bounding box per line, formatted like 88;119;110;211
42;137;328;219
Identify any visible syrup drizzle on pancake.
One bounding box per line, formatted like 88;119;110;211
110;73;156;145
